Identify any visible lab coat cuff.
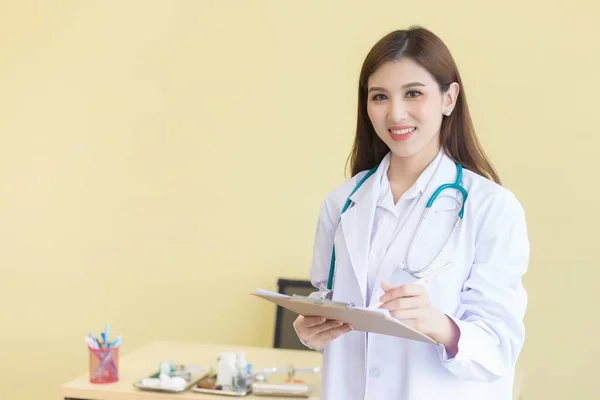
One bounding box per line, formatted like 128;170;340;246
437;316;472;365
299;338;324;354
293;323;324;354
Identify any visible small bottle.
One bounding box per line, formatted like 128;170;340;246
233;352;248;392
216;352;237;389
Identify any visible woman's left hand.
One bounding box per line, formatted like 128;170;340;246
378;281;460;355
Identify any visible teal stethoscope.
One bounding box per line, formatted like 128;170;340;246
324;160;468;297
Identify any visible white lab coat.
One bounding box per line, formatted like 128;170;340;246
306;150;529;400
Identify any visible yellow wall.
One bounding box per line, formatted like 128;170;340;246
1;1;598;399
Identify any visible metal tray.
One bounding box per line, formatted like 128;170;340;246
191;373;250;397
191;386;250;397
133;364;212;393
251;382;311;397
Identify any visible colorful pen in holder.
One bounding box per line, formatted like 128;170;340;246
86;325;122;384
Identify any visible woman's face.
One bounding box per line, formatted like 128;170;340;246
366;58;458;161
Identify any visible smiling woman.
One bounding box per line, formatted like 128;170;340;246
293;25;530;400
349;27;500;186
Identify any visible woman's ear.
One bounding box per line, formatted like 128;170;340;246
442;82;460;116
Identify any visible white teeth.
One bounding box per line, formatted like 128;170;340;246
390;127;415;135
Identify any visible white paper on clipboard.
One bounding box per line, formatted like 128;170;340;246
252;289;437;344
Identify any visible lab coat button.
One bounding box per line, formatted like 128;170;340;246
369;367;380;378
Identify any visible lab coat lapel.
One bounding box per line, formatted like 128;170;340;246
339;163;384;303
371;153;460;293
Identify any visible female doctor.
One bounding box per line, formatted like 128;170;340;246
293;26;529;400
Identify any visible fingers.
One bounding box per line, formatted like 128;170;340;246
294;315;353;350
388;308;422;320
294;316;349;336
312;320;345;335
380;296;422;311
381;281;396;292
315;323;353;342
302;316;326;328
379;283;425;304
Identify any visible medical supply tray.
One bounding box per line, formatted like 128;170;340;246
133;364;211;393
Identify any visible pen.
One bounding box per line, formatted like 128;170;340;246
371;262;452;309
87;333;102;348
110;335;122;348
85;335;100;349
104;324;111;346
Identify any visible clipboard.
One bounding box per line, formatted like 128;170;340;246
253;289;437;344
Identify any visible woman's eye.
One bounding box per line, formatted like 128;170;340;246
406;91;422;98
371;94;387;101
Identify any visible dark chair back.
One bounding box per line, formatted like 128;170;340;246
273;278;315;350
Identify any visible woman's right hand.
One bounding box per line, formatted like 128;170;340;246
293;315;353;351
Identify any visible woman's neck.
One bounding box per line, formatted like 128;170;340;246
387;143;441;201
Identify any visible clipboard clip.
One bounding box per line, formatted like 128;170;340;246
291;294;355;308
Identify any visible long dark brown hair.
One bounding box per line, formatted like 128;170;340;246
347;26;501;184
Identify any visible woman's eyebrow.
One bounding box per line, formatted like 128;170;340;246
368;82;426;93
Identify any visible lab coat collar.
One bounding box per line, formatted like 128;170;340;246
378;148;444;213
347;152;391;206
349;148;445;206
340;155;390;303
412;147;444;195
340;149;459;304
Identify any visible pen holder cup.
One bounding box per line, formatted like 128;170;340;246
89;346;120;384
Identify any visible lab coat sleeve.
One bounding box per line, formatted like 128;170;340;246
294;197;339;351
309;198;338;293
437;190;529;382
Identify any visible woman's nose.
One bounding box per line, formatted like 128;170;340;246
389;101;408;122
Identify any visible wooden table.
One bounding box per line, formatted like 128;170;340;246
61;341;323;400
